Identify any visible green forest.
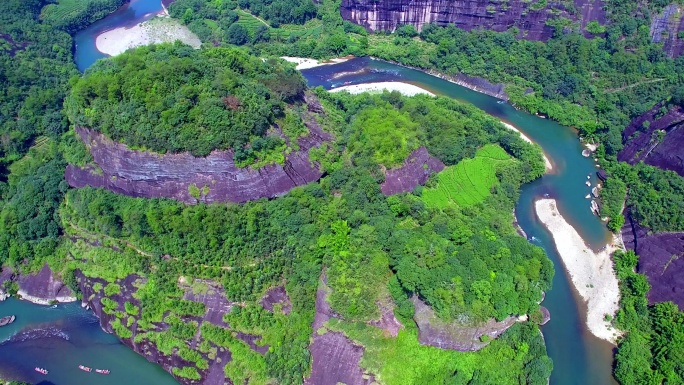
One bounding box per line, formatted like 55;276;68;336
66;44;306;156
162;1;684;381
53;72;553;382
2;0;684;383
613;250;684;384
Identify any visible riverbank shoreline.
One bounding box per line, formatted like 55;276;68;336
330;81;435;96
369;57;509;101
535;198;623;344
500;121;554;172
280;56;353;70
95;15;201;56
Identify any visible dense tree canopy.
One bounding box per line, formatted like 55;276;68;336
40;0;126;33
54;90;553;383
65;44;307;156
0;0;77;181
613;250;684;384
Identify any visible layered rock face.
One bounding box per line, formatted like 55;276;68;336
66;94;332;204
618;103;684;177
622;211;684;308
380;146;445;195
650;4;684;58
341;0;606;40
305;274;376;385
412;296;517;351
0;264;75;303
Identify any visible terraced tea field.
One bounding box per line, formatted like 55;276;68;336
421;144;514;209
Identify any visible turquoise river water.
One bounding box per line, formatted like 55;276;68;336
1;4;617;383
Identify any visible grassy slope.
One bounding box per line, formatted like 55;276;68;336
422;144;514;209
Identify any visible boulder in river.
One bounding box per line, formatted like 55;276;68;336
0;315;15;327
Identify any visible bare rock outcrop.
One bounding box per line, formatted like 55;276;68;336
305;275;376;385
539;306;551;326
2;264;77;304
622;211;684;308
66;95;332;204
341;0;606;40
650;4;684;58
260;286;292;315
368;299;403;337
617;103;684;177
380;146;445;195
412;296;517;351
78;272;238;385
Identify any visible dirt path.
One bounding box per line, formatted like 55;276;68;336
605;78;665;93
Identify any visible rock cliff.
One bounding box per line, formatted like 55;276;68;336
0;264;76;304
650;4;684;58
341;0;606;40
618;103;684;177
305;274;376;385
380;146;445;195
621;210;684;309
412;296;517;351
65;93;332;204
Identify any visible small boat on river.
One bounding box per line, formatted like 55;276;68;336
35;367;48;375
79;365;92;372
95;369;110;374
0;315;15;327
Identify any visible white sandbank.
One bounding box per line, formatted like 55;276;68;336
330;81;435;97
280;56;352;70
500;122;553;172
535;199;623;344
96;16;201;56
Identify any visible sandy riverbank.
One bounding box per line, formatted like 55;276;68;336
330;81;435;96
500;122;553;172
535;198;622;343
96;16;201;56
280;56;352;70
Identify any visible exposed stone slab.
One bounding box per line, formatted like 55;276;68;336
412;296;517;351
14;264;76;305
305;273;376;385
650;4;684;58
622;212;684;308
380;146;445;195
65;94;333;204
306;331;375;385
260;286;292;315
618;104;684;177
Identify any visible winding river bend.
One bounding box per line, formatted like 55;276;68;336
301;57;617;385
2;6;616;383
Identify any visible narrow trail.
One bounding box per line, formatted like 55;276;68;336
605;78;665;93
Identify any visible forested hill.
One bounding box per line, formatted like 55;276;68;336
65;44;307;157
55;83;554;384
1;27;559;382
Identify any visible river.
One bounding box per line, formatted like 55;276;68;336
73;0;165;72
3;6;616;384
0;298;177;384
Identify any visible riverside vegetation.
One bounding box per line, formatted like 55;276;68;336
0;0;684;383
3;24;556;382
166;0;684;381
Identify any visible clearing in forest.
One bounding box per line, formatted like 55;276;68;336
421;144;514;209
